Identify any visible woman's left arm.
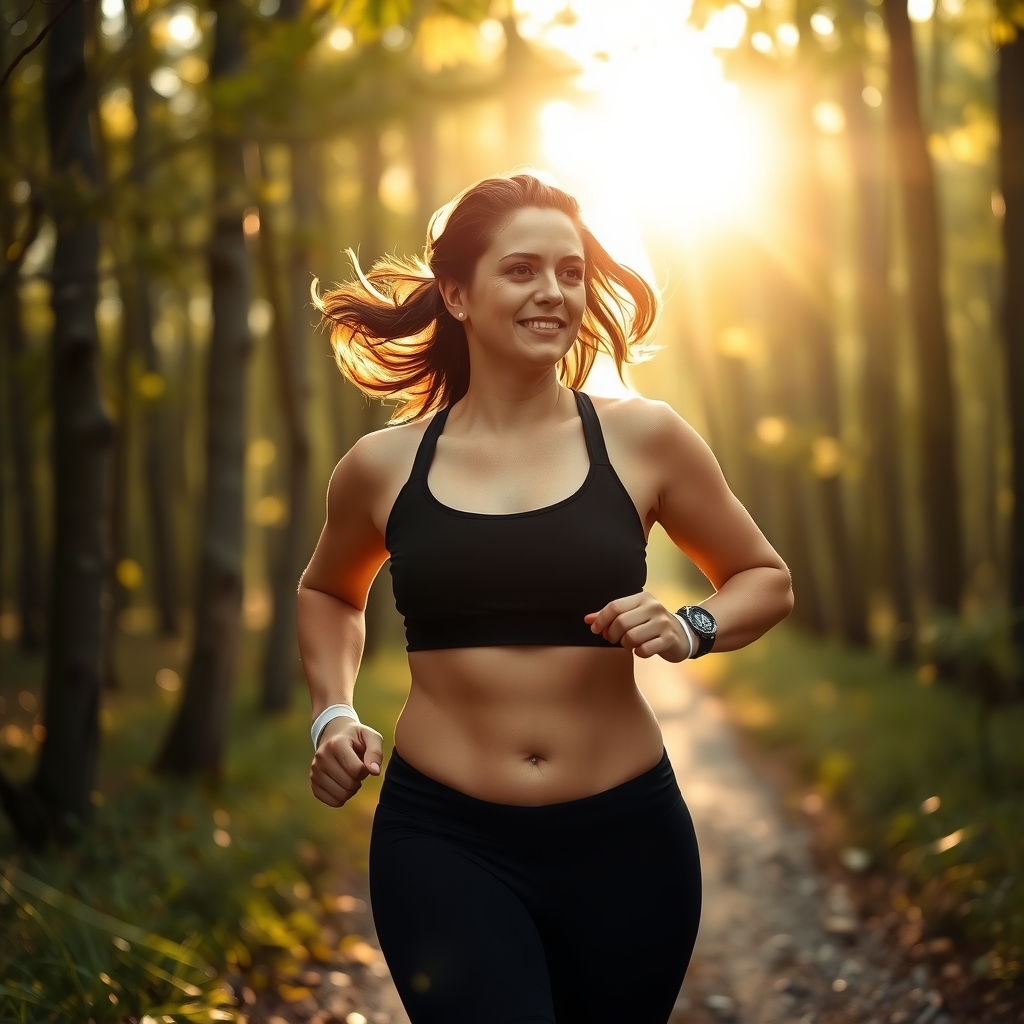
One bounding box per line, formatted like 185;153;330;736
586;402;794;660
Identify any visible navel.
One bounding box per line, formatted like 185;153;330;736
525;753;545;767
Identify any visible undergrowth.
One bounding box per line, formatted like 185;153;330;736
691;625;1024;984
0;631;409;1023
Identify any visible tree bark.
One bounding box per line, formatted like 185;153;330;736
127;0;180;636
154;0;251;779
0;13;45;652
256;0;315;711
998;32;1024;655
883;0;964;613
256;142;312;712
794;82;868;646
0;0;113;844
357;126;399;658
844;62;916;660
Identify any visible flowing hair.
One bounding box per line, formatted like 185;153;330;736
313;173;659;422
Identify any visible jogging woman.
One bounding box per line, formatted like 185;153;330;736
298;173;794;1024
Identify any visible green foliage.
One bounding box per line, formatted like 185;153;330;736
700;626;1024;981
0;638;409;1022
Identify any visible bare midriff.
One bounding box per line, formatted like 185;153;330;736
393;645;665;806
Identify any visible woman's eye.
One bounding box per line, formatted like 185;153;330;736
509;265;533;276
562;267;584;281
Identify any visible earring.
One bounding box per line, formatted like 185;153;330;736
457;312;465;320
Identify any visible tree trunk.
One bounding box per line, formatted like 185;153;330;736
0;19;45;652
794;84;868;646
844;62;916;661
0;0;113;844
127;0;180;636
256;143;312;712
154;0;251;779
357;127;399;658
998;33;1024;656
883;0;963;613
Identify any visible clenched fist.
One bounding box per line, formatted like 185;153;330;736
310;717;385;808
584;591;692;662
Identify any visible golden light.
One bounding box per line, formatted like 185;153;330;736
908;0;935;21
809;11;835;36
756;416;788;446
751;31;773;53
862;85;882;107
775;22;799;47
812;100;846;135
328;25;354;51
529;0;769;240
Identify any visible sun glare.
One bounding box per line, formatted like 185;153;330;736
522;0;769;242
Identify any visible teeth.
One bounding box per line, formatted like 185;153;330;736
522;320;563;329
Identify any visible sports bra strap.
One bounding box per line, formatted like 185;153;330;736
573;391;611;466
410;392;609;480
409;405;451;481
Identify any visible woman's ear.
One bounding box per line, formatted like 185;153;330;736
437;277;467;320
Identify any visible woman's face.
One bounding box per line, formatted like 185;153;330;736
447;206;587;374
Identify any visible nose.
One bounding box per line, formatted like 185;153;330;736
533;268;565;307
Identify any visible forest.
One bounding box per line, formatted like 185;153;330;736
0;0;1022;1020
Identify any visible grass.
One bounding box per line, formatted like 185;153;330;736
688;625;1024;983
0;627;410;1023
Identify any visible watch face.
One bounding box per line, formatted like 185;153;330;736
690;608;715;634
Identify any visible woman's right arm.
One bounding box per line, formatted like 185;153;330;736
298;437;390;808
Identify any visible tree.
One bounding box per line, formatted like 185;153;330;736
258;0;316;712
155;0;253;778
0;7;45;651
997;27;1024;659
842;58;916;660
0;0;113;843
883;0;964;614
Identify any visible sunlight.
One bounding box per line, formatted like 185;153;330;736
520;0;769;240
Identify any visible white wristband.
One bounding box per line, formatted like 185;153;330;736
674;614;696;660
311;704;360;749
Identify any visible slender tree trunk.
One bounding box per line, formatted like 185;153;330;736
795;93;868;645
0;16;45;651
0;0;113;844
154;0;251;779
998;33;1024;655
358;127;398;658
883;0;963;613
844;63;916;660
255;143;312;712
127;0;180;635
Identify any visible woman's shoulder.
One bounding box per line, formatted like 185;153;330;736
331;410;436;499
587;392;695;449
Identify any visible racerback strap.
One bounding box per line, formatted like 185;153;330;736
408;405;451;481
573;391;611;467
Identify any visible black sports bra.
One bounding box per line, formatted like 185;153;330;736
385;390;648;652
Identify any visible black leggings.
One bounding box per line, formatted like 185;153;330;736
369;749;702;1024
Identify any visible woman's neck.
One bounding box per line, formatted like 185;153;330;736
450;373;572;434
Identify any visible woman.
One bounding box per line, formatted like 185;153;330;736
298;174;793;1024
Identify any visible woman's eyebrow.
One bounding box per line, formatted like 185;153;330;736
499;251;585;262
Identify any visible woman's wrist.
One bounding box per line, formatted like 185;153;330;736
311;703;360;749
673;613;696;660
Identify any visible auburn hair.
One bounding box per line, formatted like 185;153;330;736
313;173;658;422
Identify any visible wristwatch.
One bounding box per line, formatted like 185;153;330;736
675;605;717;658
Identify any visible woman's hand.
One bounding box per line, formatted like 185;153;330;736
310;718;385;808
585;591;691;662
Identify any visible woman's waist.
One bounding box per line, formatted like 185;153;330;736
393;673;664;805
377;743;682;844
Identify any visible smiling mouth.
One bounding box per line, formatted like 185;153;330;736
518;318;566;330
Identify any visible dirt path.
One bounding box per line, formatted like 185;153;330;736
641;658;954;1024
255;658;958;1024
